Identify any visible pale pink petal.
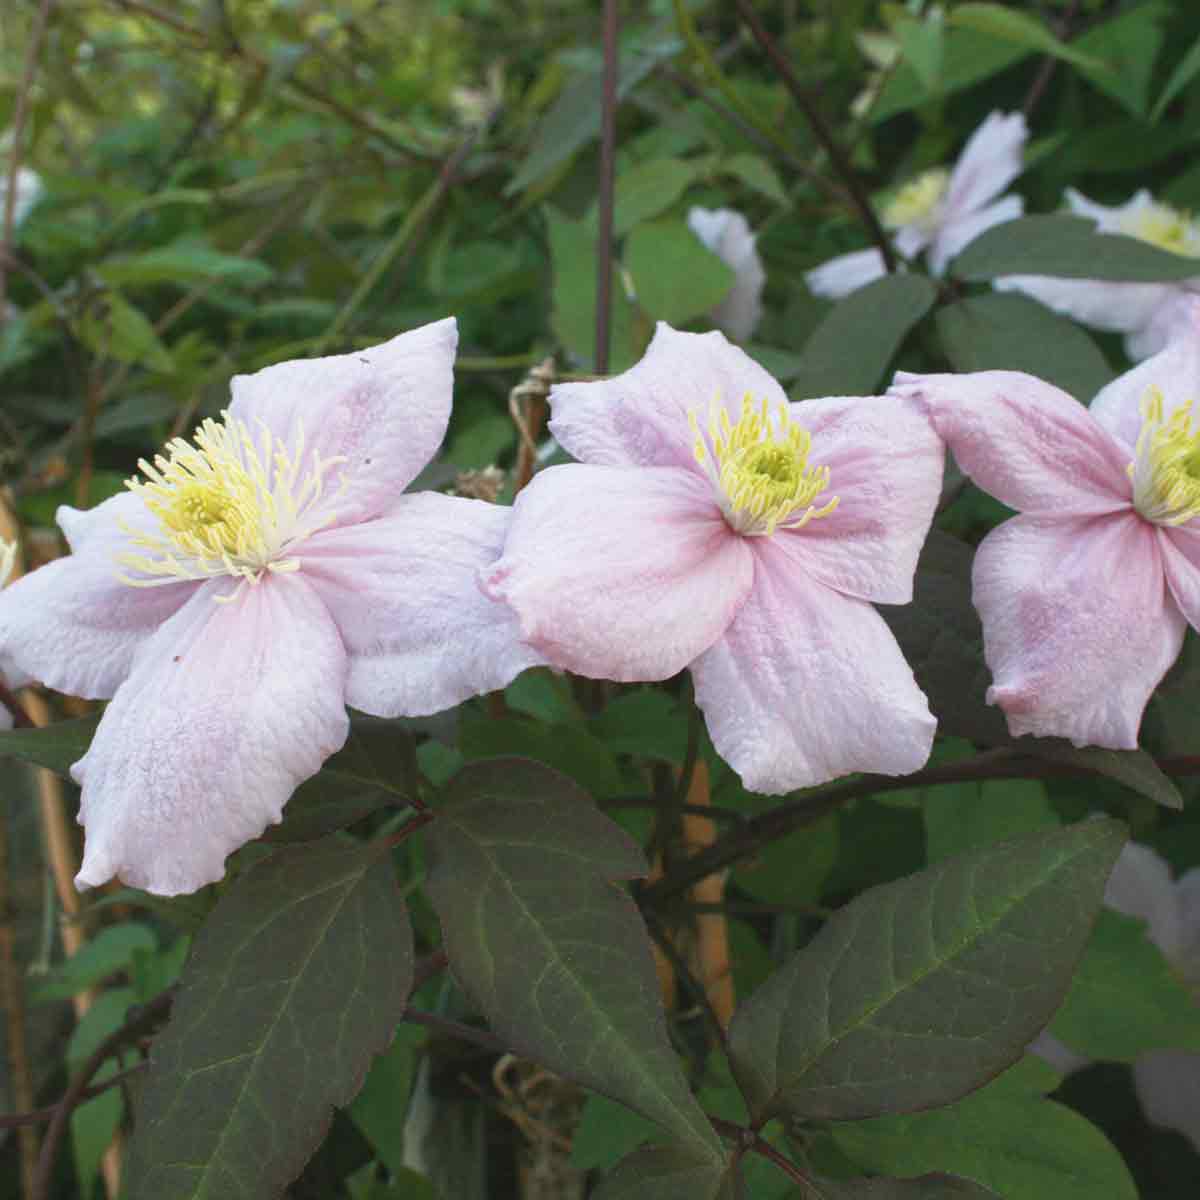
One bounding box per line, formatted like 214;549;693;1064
691;546;935;793
943;111;1028;221
56;491;157;555
775;392;943;603
1027;1031;1089;1077
891;370;1132;515
1133;1051;1200;1154
1159;524;1200;632
1173;867;1200;987
687;207;765;342
994;275;1182;345
1089;300;1200;451
1063;186;1130;230
893;225;930;259
299;492;545;717
1103;841;1183;961
931;194;1023;276
482;463;754;681
8;166;41;228
73;576;349;896
804;248;888;300
0;554;194;700
973;512;1185;749
228;318;457;524
548;323;789;471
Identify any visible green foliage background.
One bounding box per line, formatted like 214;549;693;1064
4;1;1200;1198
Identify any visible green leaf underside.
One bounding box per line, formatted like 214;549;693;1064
0;715;101;776
833;1068;1138;1200
952;216;1200;282
727;821;1127;1124
122;839;413;1200
590;1144;733;1200
1024;740;1183;811
791;274;937;400
425;757;719;1155
811;1174;1002;1199
1050;909;1200;1059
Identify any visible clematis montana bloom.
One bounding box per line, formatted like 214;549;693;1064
0;319;541;895
686;206;766;343
997;188;1200;360
892;309;1200;748
806;110;1027;299
483;324;942;794
0;538;20;732
1031;841;1200;1153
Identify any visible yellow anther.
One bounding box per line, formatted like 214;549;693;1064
691;395;838;537
882;168;950;232
115;410;346;591
1129;387;1200;526
1120;202;1200;259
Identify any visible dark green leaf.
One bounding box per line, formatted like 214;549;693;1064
590;690;688;764
96;244;274;289
833;1064;1137;1200
591;1144;732;1200
1152;32;1200;123
1026;739;1183;811
790;275;937;399
878;532;1007;746
626;219;735;326
812;1174;1001;1199
264;716;415;843
934;293;1113;403
347;1024;426;1177
79;291;174;373
727;820;1127;1123
923;779;1058;864
425;757;719;1154
122;839;413;1200
952;216;1200;282
947;5;1104;72
0;715;101;776
571;1093;662;1170
1071;2;1169;119
872;29;1031;123
1050;909;1200;1060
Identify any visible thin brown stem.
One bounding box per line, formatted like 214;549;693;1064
594;0;619;375
0;679;34;729
731;0;895;272
0;1063;147;1130
1023;0;1084;119
32;988;175;1200
402;1009;507;1056
0;0;55;315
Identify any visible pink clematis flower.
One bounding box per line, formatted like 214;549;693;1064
482;324;942;794
0;319;542;895
0;539;20;732
891;305;1200;748
997;188;1200;361
807;110;1027;299
1031;840;1200;1153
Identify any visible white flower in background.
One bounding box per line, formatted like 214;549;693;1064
997;189;1200;360
0;538;20;732
0;158;42;229
686;207;766;342
1031;841;1200;1151
806;110;1027;299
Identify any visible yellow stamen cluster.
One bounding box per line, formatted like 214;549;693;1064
1129;387;1200;527
882;168;950;232
116;411;345;592
691;395;838;537
1121;201;1200;258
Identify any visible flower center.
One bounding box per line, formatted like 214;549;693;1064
1129;387;1200;526
691;395;838;537
1119;201;1200;258
115;410;345;592
882;168;950;233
